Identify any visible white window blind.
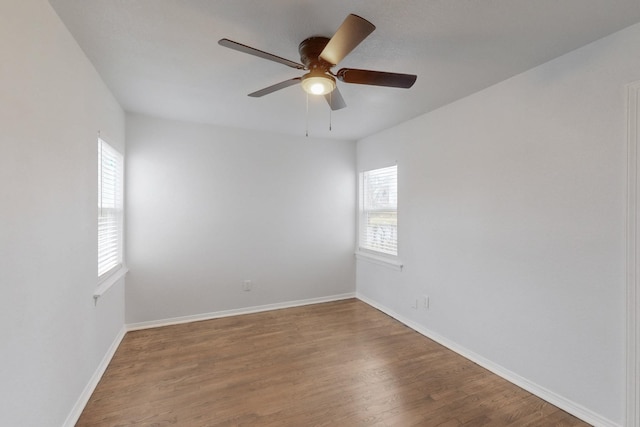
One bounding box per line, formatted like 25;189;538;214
359;165;397;256
98;137;123;278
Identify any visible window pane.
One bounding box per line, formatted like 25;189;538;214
363;211;397;255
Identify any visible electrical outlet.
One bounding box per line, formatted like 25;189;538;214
243;280;252;292
423;295;430;310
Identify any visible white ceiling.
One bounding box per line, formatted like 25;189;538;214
49;0;640;141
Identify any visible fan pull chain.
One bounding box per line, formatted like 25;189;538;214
305;92;309;137
329;92;332;131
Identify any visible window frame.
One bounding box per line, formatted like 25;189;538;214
98;136;125;284
356;164;402;270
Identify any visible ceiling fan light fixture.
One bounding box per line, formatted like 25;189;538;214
301;73;336;95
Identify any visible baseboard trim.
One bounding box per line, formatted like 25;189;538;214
63;326;127;427
356;293;620;427
126;292;356;331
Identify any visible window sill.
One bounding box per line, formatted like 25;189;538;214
355;251;403;271
94;266;128;303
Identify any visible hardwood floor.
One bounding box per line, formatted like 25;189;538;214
77;299;589;426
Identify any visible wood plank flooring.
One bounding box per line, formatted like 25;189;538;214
77;299;589;426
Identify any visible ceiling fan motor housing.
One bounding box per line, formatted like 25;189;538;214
298;37;333;71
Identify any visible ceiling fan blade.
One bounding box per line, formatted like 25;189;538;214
219;38;305;70
324;87;347;110
337;68;417;88
319;14;375;66
248;78;302;97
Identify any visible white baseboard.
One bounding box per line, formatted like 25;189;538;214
126;292;356;331
63;326;127;427
356;293;620;427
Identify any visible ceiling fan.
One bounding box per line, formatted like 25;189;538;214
218;14;417;111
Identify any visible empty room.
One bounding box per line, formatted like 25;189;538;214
2;0;640;426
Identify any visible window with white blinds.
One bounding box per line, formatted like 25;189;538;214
359;165;398;256
98;137;123;279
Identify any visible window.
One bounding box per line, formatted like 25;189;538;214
359;165;398;257
98;137;124;279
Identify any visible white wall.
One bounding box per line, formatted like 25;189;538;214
125;114;356;323
357;22;640;426
0;1;126;425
